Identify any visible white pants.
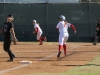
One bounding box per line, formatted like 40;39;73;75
37;32;42;40
59;33;69;45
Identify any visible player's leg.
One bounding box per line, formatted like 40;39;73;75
39;32;47;41
63;37;68;56
4;37;15;62
40;36;47;41
93;31;99;45
57;34;64;58
37;32;43;45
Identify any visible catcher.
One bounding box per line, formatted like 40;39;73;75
0;14;16;62
93;18;100;45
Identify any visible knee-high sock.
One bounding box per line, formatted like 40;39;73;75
59;45;62;52
63;44;67;55
40;37;45;41
38;38;42;44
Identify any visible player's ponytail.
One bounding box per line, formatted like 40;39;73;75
64;21;68;25
37;23;40;26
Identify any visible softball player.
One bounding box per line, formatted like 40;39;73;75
56;15;76;58
0;14;16;62
93;18;100;45
10;16;18;45
32;20;46;45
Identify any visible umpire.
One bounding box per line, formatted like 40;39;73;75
0;14;16;62
93;18;100;45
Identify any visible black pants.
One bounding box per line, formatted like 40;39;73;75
96;30;100;37
3;37;14;59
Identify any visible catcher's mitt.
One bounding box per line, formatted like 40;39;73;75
11;37;18;45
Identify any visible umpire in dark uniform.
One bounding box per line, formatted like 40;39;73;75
93;18;100;45
0;14;16;62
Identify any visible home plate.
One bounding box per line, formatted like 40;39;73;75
19;60;32;64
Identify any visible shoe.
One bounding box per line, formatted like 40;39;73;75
13;55;16;58
93;42;97;45
39;43;43;45
64;54;67;56
7;59;13;62
57;52;61;58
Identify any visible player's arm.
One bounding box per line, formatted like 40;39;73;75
56;23;60;30
95;24;99;34
10;28;16;39
70;24;76;34
32;27;38;34
0;28;3;34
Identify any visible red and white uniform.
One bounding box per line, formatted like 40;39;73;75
34;23;43;40
56;21;68;45
56;21;76;56
56;22;76;45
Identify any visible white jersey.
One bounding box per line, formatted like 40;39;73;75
34;24;42;33
56;21;71;34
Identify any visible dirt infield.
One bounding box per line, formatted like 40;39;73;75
0;42;100;75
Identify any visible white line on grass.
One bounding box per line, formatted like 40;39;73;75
0;45;78;74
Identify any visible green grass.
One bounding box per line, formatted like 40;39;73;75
25;54;100;75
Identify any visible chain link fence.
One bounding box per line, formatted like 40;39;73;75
0;2;100;41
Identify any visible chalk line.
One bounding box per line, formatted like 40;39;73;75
0;45;78;74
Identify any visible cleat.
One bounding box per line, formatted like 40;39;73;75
39;43;43;45
7;59;13;62
57;52;61;58
93;42;97;45
64;54;67;56
13;55;16;58
44;36;47;41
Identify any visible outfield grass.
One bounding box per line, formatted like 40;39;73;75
25;54;100;75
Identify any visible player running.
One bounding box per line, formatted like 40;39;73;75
93;18;100;45
56;15;76;58
32;20;46;45
0;14;16;62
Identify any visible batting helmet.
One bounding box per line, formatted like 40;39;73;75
58;15;66;21
33;20;36;24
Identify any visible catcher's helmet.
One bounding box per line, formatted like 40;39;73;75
58;15;66;21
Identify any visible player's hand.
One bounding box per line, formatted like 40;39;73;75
96;27;99;31
74;30;76;34
0;31;2;34
32;31;35;34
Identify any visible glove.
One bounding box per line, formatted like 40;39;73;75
11;37;18;45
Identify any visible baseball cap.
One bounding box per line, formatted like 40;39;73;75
8;14;13;18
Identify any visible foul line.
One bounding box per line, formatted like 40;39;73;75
0;45;78;74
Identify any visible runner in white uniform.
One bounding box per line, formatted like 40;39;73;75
56;15;76;58
32;20;46;45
